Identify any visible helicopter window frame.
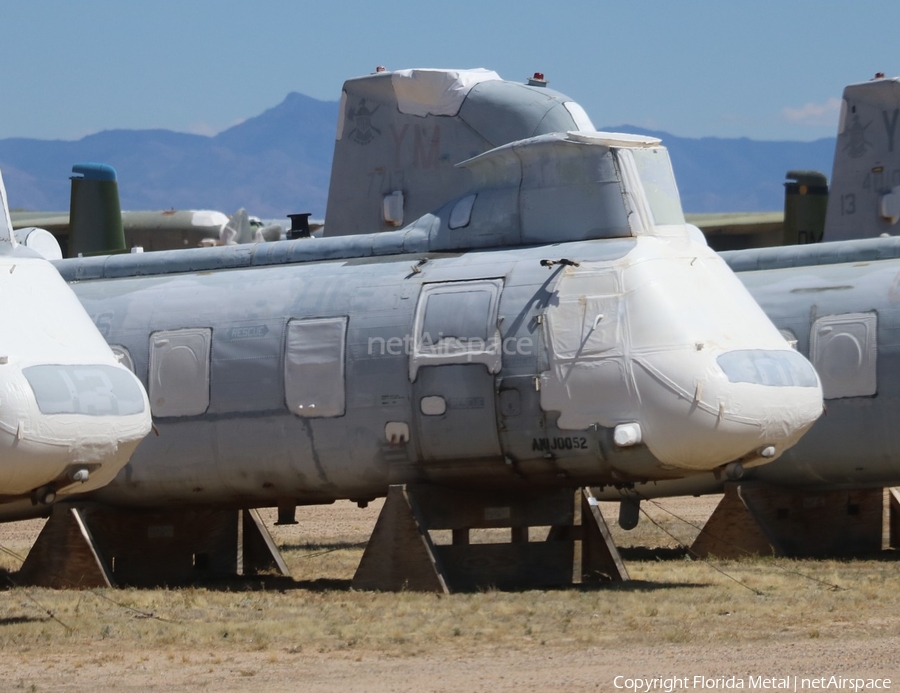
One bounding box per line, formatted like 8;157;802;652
148;327;212;418
284;316;348;418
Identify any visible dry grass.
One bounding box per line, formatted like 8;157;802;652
1;497;899;660
1;497;900;691
3;557;898;658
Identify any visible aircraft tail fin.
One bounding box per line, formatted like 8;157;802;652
823;76;900;241
324;68;595;237
783;170;828;245
0;169;19;248
68;163;126;256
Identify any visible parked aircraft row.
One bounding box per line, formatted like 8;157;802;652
4;67;900;587
0;114;824;519
10;162;296;258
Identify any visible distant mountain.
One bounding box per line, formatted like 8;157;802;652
0;93;339;218
602;125;837;213
0;94;836;218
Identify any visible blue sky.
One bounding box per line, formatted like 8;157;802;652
3;0;899;142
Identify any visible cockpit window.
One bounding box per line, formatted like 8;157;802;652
24;364;146;416
717;349;819;388
630;147;684;226
519;140;631;239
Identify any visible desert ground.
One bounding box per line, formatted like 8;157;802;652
1;495;899;692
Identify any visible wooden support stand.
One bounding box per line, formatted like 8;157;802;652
692;483;883;559
240;508;291;577
18;505;288;588
889;488;900;550
17;506;112;589
352;485;627;593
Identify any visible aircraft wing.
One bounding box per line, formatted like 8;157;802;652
686;212;784;250
9;211;71;234
686;212;784;236
10;209;228;253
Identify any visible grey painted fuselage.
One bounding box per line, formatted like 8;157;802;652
67;71;900;511
78;241;629;508
741;258;900;487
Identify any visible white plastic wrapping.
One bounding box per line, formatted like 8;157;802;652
392;68;501;117
0;172;15;245
614;148;654;235
191;210;230;228
541;266;635;429
540;236;823;470
149;328;212;417
563;102;596;132
0;169;151;497
810;312;877;399
285;317;347;418
13;227;63;260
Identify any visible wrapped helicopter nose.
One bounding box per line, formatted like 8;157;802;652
530;133;823;476
0;169;151;503
540;244;823;474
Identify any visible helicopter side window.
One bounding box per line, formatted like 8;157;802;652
809;312;877;399
148;328;211;417
284;317;348;418
409;279;503;381
630;147;685;226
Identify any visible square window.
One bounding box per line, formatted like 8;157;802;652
149;328;211;417
409;280;503;381
285;317;347;418
809;312;877;399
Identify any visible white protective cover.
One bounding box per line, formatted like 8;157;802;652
149;328;212;417
0;171;151;496
13;227;63;260
285;317;347;418
563;102;596;131
0;257;151;494
810;312;877;399
191;210;230;228
0;174;15;245
540;235;823;470
613;147;653;235
392;68;502;117
566;130;661;148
